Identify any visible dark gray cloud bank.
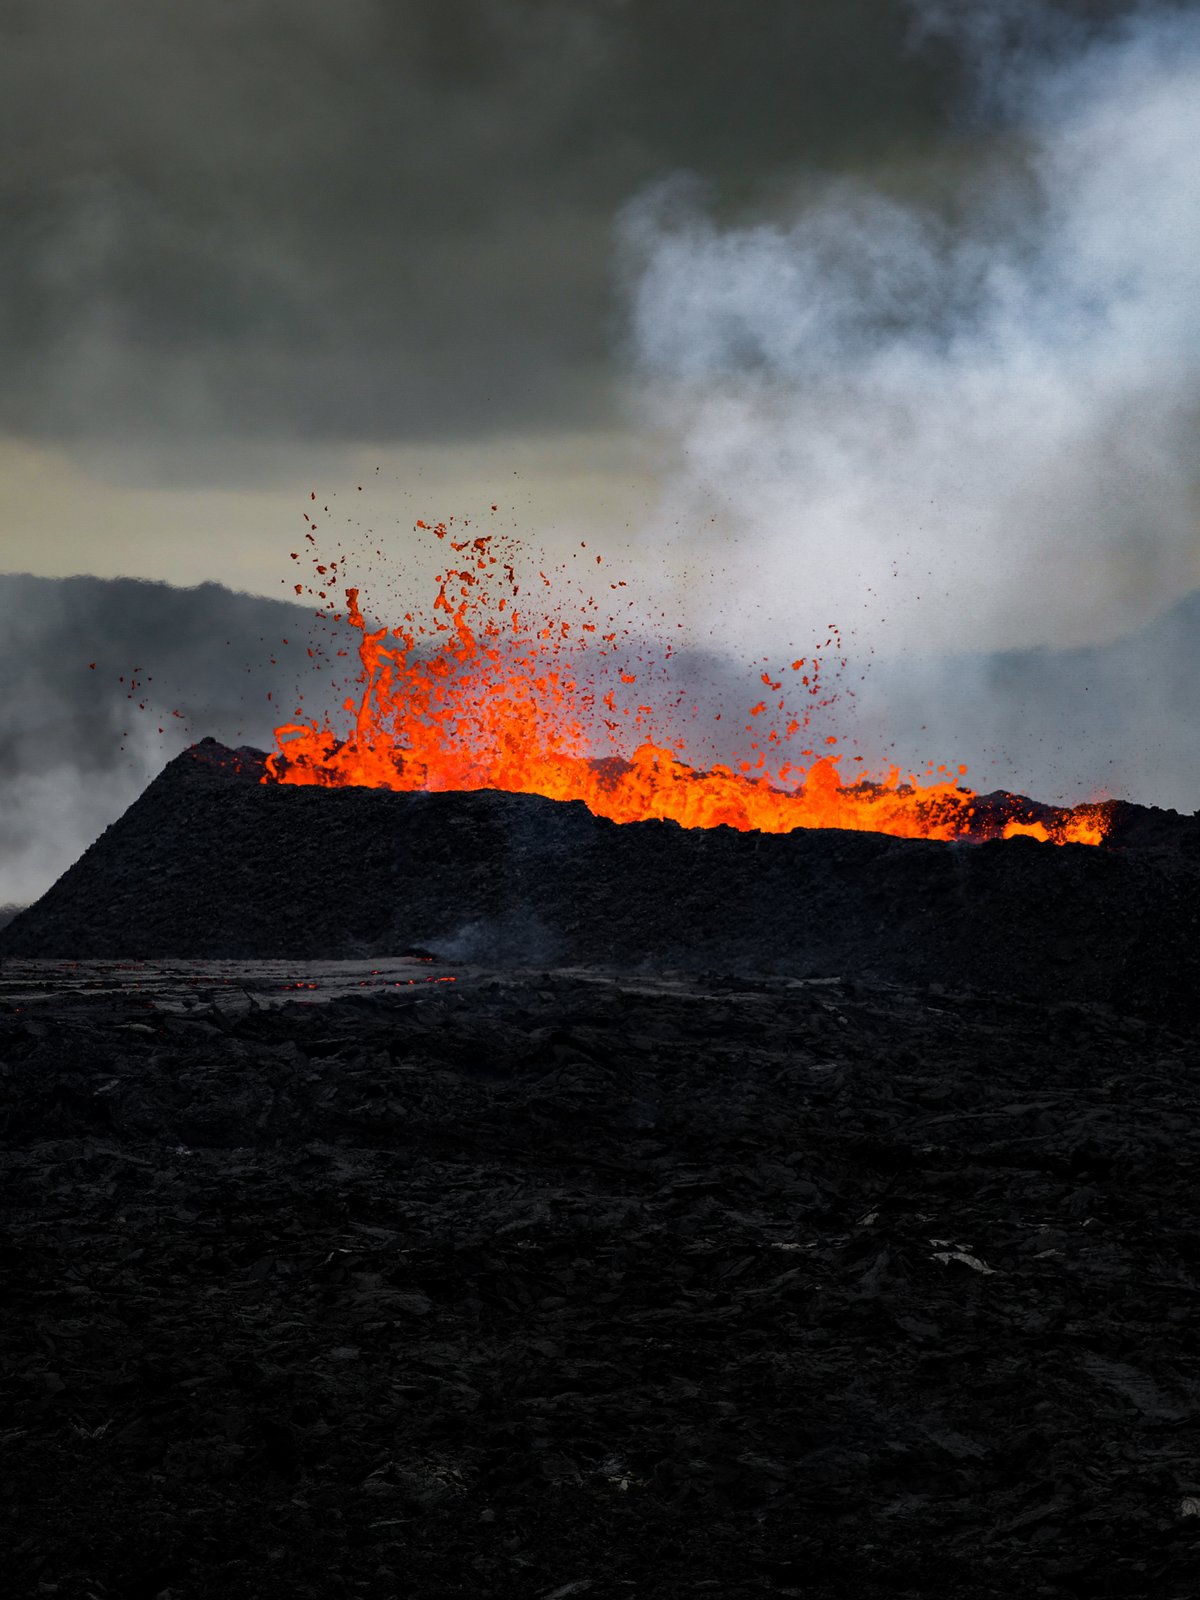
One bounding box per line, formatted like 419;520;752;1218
0;0;1015;453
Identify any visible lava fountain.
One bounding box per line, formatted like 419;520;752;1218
264;516;1107;846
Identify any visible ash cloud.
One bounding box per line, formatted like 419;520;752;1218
620;2;1200;664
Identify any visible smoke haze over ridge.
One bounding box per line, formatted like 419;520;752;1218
0;574;317;905
3;568;1200;909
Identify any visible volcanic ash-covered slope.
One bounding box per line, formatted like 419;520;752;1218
3;738;1199;1019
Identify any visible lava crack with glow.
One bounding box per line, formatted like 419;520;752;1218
265;516;1106;846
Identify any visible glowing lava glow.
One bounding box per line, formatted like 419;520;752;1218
265;519;1108;846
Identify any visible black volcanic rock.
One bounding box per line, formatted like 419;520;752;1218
3;963;1200;1599
3;739;1199;1023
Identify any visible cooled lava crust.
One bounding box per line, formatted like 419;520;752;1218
4;961;1200;1597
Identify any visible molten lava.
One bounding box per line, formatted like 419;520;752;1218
264;519;1107;847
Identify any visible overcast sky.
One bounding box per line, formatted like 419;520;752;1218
1;1;961;443
1;0;1196;651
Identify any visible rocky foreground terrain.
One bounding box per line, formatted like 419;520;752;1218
2;744;1200;1597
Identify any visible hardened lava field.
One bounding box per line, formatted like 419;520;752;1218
3;742;1200;1599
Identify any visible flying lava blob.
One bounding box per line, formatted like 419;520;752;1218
264;515;1107;846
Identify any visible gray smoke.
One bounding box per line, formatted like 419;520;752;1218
0;575;333;905
620;3;1200;677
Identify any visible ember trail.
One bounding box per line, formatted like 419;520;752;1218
264;518;1106;846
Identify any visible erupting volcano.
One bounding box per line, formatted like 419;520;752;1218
264;515;1108;846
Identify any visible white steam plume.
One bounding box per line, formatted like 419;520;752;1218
619;5;1200;660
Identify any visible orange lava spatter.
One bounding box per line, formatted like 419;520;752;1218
264;519;1107;847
